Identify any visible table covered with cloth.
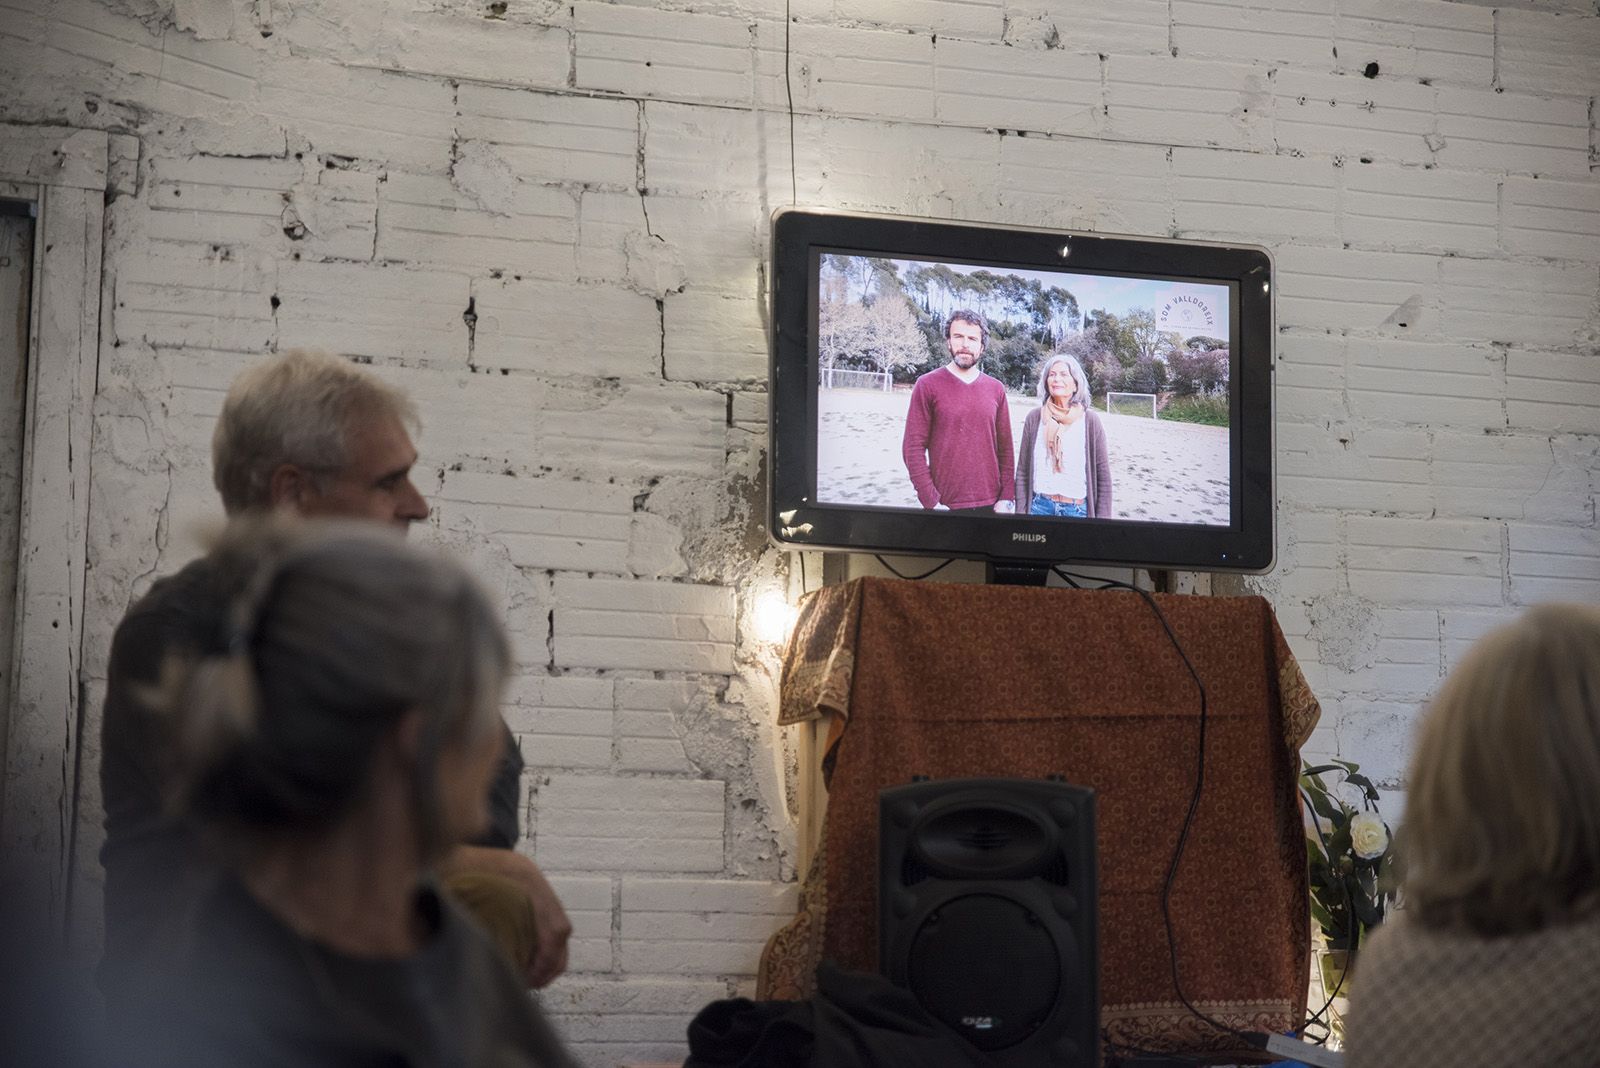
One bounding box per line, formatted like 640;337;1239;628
757;577;1321;1055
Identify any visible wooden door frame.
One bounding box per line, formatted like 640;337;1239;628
0;125;109;930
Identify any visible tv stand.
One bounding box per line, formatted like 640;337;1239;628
986;560;1051;586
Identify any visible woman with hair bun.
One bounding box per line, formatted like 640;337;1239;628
1346;603;1600;1067
131;516;576;1068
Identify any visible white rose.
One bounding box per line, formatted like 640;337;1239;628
1350;812;1389;860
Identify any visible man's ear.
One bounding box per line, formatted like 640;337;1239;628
268;463;313;509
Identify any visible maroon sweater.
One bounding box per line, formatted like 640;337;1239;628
901;367;1016;510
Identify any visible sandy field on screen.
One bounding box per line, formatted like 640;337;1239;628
816;388;1230;524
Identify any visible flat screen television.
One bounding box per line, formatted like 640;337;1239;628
767;208;1276;576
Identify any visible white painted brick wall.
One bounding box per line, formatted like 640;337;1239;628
1332;0;1494;86
553;575;737;673
537;774;725;872
619;877;799;974
9;2;1598;1062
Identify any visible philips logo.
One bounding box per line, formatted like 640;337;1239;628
1012;532;1047;544
961;1015;998;1031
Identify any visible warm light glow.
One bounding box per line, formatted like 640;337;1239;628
752;589;800;645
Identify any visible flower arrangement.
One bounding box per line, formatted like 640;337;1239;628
1300;759;1398;953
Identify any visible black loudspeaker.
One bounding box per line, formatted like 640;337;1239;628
880;777;1098;1067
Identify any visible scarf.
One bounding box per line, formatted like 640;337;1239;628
1042;397;1085;474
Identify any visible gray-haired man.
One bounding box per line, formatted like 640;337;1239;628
99;349;570;1000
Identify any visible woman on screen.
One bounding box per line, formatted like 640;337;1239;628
1013;353;1112;518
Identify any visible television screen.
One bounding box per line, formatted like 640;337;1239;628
769;209;1276;574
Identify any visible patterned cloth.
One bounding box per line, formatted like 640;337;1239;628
1346;911;1600;1067
761;578;1322;1056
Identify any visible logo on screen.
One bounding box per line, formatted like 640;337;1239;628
1012;533;1047;544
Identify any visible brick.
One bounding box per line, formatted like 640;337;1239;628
662;291;767;384
436;469;637;574
617;679;699;773
1279;422;1433;514
262;59;456;173
1431;430;1593;524
1438;258;1596;348
292;168;379;261
575;3;755;106
1506;350;1600;435
277;261;469;363
377;172;579;277
1172;0;1336;68
545;978;723;1062
998;136;1172;236
639;194;764;297
1340;163;1498;254
1173;149;1337;243
815;117;995;219
1105;56;1273;151
472;276;661;379
1002;0;1170;56
1347;516;1503;606
644;103;790;202
576;190;647;285
1345;339;1502;427
730;391;768;430
1504;176;1600;264
113;245;276;352
932;38;1101;136
1496;10;1600;99
781;23;937;124
833;0;1003;37
1275;331;1345;424
505;673;614;770
1508;524;1600;604
142;155;298;247
544;875;614;973
1276;510;1343;593
1319;608;1441;699
1439;607;1520;673
458;85;639;190
536;775;725;872
366;12;569;90
1272;70;1436;166
1332;0;1494;86
1337;699;1423;786
553;575;737;673
377;366;726;480
1273;245;1438;335
1433;86;1590;177
620;877;798;974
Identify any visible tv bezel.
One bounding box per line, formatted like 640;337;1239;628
768;208;1276;574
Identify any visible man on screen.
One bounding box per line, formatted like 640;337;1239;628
901;310;1017;513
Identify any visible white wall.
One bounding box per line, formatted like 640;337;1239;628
1;0;1597;1063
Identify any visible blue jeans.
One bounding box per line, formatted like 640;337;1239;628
1030;493;1087;518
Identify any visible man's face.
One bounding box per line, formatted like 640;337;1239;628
946;319;984;369
294;412;429;530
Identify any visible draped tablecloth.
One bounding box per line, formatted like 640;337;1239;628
759;578;1321;1055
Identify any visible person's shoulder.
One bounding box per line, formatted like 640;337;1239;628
111;556;223;671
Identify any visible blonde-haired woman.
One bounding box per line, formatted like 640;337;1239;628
127;517;576;1068
1346;603;1600;1067
1013;353;1112;518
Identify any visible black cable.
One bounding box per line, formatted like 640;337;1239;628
873;555;953;581
1055;569;1255;1046
798;550;808;595
1296;779;1360;1042
783;0;797;206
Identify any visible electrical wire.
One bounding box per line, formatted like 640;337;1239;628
783;0;797;206
873;555;953;581
1054;569;1256;1047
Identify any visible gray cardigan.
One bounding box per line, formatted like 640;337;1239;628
1013;407;1113;518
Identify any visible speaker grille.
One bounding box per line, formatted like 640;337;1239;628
906;893;1063;1052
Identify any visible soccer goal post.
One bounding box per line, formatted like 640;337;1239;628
1106;391;1158;418
821;368;892;391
